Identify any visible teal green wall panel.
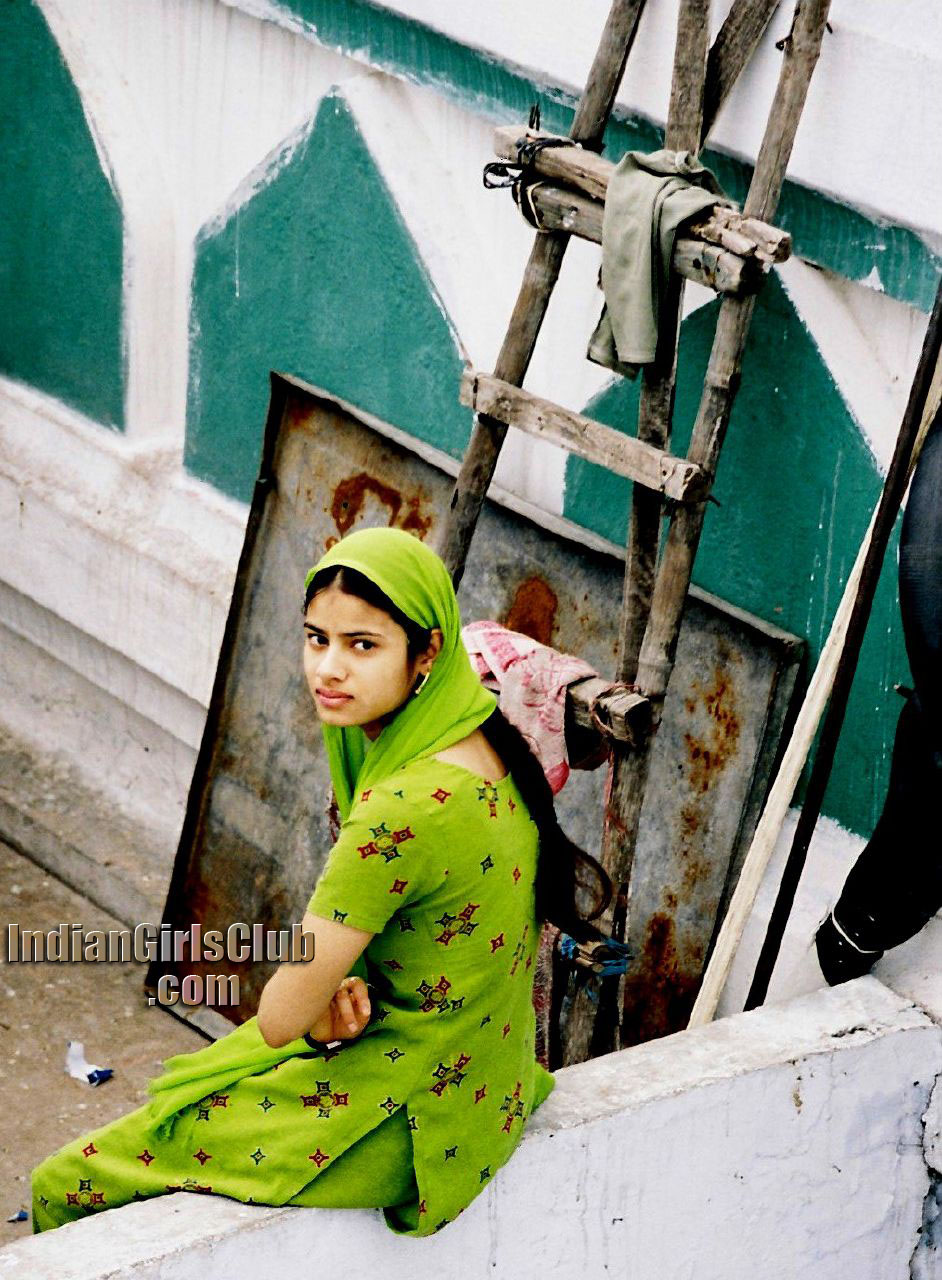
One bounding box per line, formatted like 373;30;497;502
563;275;908;837
236;0;941;311
0;0;124;427
186;93;471;501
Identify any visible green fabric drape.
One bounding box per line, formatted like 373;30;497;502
304;526;498;822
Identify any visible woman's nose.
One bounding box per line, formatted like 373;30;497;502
316;644;347;682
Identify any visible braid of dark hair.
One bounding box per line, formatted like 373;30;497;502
478;705;613;943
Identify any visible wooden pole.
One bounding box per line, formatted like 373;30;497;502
565;0;834;1062
635;0;833;702
563;0;712;1065
743;284;942;1012
701;0;782;143
621;0;712;687
435;0;648;586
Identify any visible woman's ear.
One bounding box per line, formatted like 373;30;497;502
422;629;444;669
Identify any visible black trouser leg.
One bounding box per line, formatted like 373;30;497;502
817;411;942;983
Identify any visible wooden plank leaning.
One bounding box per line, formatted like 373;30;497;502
434;0;648;585
691;303;942;1026
571;0;834;1062
741;286;942;1013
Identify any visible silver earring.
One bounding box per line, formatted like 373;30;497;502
413;671;430;695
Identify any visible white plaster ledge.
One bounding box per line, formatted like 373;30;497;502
0;377;248;707
3;978;939;1280
530;975;936;1134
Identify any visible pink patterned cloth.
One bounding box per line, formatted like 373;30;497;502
460;620;598;795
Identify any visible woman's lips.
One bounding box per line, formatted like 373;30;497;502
316;689;353;707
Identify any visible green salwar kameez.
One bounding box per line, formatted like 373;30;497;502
32;756;555;1236
33;526;559;1238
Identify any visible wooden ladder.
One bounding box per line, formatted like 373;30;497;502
432;0;833;1065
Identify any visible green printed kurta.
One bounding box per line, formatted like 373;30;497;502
31;756;555;1237
307;755;556;1232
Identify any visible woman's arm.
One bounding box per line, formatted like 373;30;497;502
256;910;373;1048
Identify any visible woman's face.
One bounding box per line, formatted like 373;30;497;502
303;584;439;740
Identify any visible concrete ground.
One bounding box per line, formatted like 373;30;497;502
0;840;205;1248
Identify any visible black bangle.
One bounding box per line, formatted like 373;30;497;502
303;1032;341;1051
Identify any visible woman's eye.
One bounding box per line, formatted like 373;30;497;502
305;634;373;651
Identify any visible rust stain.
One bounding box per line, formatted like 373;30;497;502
284;401;310;431
400;501;433;538
682;666;741;794
331;472;402;533
679;804;700;836
620;911;702;1047
329;471;433;540
503;577;558;645
680;854;710;893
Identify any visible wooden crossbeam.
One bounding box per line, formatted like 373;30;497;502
493;126;792;266
515;185;763;295
459;371;710;502
495;126;613;200
567;677;652;748
688;206;791;263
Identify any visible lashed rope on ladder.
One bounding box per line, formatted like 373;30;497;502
483;132;581;232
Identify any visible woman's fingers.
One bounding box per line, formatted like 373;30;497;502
315;978;372;1040
347;977;371;1021
334;987;359;1034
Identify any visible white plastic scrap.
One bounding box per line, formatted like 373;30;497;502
65;1040;113;1087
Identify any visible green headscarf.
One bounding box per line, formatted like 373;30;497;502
304;527;497;822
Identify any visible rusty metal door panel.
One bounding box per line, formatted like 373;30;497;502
152;375;802;1033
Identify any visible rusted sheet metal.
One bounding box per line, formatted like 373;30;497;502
151;375;802;1033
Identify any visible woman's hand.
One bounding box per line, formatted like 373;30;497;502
308;976;372;1042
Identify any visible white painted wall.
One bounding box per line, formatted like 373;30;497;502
780;260;930;477
365;0;942;245
38;0;362;441
1;980;938;1279
0;375;244;871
